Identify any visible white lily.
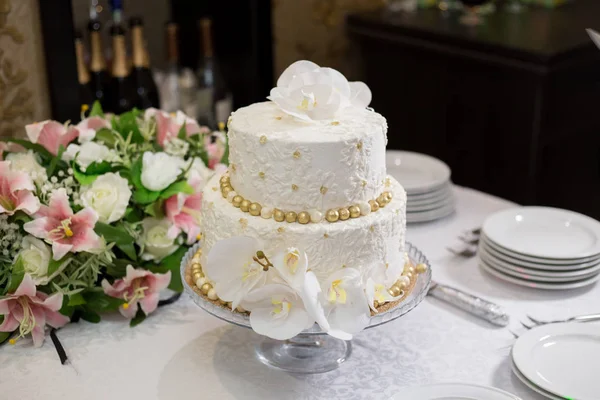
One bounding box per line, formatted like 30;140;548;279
242;283;316;340
204;236;271;310
322;267;371;339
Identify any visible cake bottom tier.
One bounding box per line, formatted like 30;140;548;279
200;173;407;284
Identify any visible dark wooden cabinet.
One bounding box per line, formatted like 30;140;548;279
347;1;600;218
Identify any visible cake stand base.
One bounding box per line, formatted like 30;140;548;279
255;333;352;374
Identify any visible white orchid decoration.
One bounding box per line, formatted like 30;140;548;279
204;236;377;340
268;60;372;122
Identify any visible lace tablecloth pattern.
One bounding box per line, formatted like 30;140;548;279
2;186;596;400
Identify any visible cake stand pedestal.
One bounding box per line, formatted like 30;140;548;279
181;242;432;374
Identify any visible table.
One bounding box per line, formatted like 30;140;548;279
2;186;598;400
347;3;600;219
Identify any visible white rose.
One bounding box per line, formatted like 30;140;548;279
80;172;132;223
6;150;48;186
141;152;184;192
62;142;119;170
18;236;51;283
187;157;214;182
138;217;179;261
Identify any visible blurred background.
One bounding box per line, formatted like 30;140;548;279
1;0;600;217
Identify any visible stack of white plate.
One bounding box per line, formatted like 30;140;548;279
386;150;455;224
512;323;600;399
479;207;600;290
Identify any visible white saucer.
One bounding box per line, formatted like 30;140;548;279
386;150;451;193
407;183;453;201
479;244;600;279
510;357;562;400
479;250;600;282
479;260;600;290
482;234;600;267
513;323;600;400
483;207;600;260
395;383;521;400
407;201;456;224
408;196;455;212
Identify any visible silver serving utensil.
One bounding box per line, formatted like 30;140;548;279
524;313;600;327
428;281;509;326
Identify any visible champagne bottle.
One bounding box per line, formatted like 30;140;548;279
129;17;160;109
109;25;136;114
162;22;181;112
74;30;94;109
196;18;232;128
87;19;111;111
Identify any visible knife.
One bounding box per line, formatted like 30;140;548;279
428;281;510;327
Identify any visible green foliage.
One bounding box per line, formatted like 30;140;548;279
6;257;25;293
159;180;193;200
95;128;117;148
95;222;134;246
148;247;187;293
72;160;115;186
82;288;124;311
89;101;105;118
47;145;66;176
130;307;147;327
0;138;54;164
105;259;131;278
68;292;86;307
112;108;144;143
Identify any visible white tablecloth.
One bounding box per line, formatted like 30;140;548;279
2;186;598;400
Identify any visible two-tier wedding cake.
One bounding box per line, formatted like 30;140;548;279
187;61;423;341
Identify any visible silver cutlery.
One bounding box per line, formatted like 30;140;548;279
428;281;509;326
523;313;600;328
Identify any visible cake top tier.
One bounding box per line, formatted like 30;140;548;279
227;101;388;214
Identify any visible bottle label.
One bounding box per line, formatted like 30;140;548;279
215;95;233;126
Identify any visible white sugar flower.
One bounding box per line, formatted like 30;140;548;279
204;236;269;310
141;152;184;192
138;217;179;261
17;236;51;284
271;247;308;291
62;142;120;169
80;172;132;223
322;267;370;338
5;150;47;187
268;60;372;121
242;283;315;340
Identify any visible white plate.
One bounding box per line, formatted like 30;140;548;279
483;207;600;260
479;249;600;282
482;234;600;267
510;357;562;400
513;323;600;400
386;150;451;193
408;195;455;212
407;201;456;224
394;383;521;400
407;183;453;201
479;243;600;278
479;260;600;290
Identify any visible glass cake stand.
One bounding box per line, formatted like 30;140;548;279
181;242;432;374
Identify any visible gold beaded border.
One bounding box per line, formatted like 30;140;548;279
218;173;393;224
184;248;429;316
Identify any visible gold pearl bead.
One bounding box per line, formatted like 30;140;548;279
232;195;243;208
193;272;203;282
273;209;285;222
396;279;408;290
377;194;388;207
249;202;262;216
219;175;230;184
240;199;251;212
207;288;218;300
388;285;401;297
339;207;350;221
200;283;212;294
404;271;414;281
416;263;428;274
326;209;339;222
297;211;310;224
221;186;233;198
285;211;297;223
191;262;202;270
408;266;416;275
384;191;393;202
369;200;379;212
349;205;361;218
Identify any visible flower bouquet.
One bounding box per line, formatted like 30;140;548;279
0;102;227;347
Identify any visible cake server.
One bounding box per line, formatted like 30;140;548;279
428;282;509;327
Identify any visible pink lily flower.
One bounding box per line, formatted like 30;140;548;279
76;116;111;143
24;188;101;260
25;120;79;156
102;265;171;319
0;161;40;216
0;274;69;347
165;172;203;244
144;108;206;148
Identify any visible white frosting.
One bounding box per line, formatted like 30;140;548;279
228;102;388;213
200;173;407;283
